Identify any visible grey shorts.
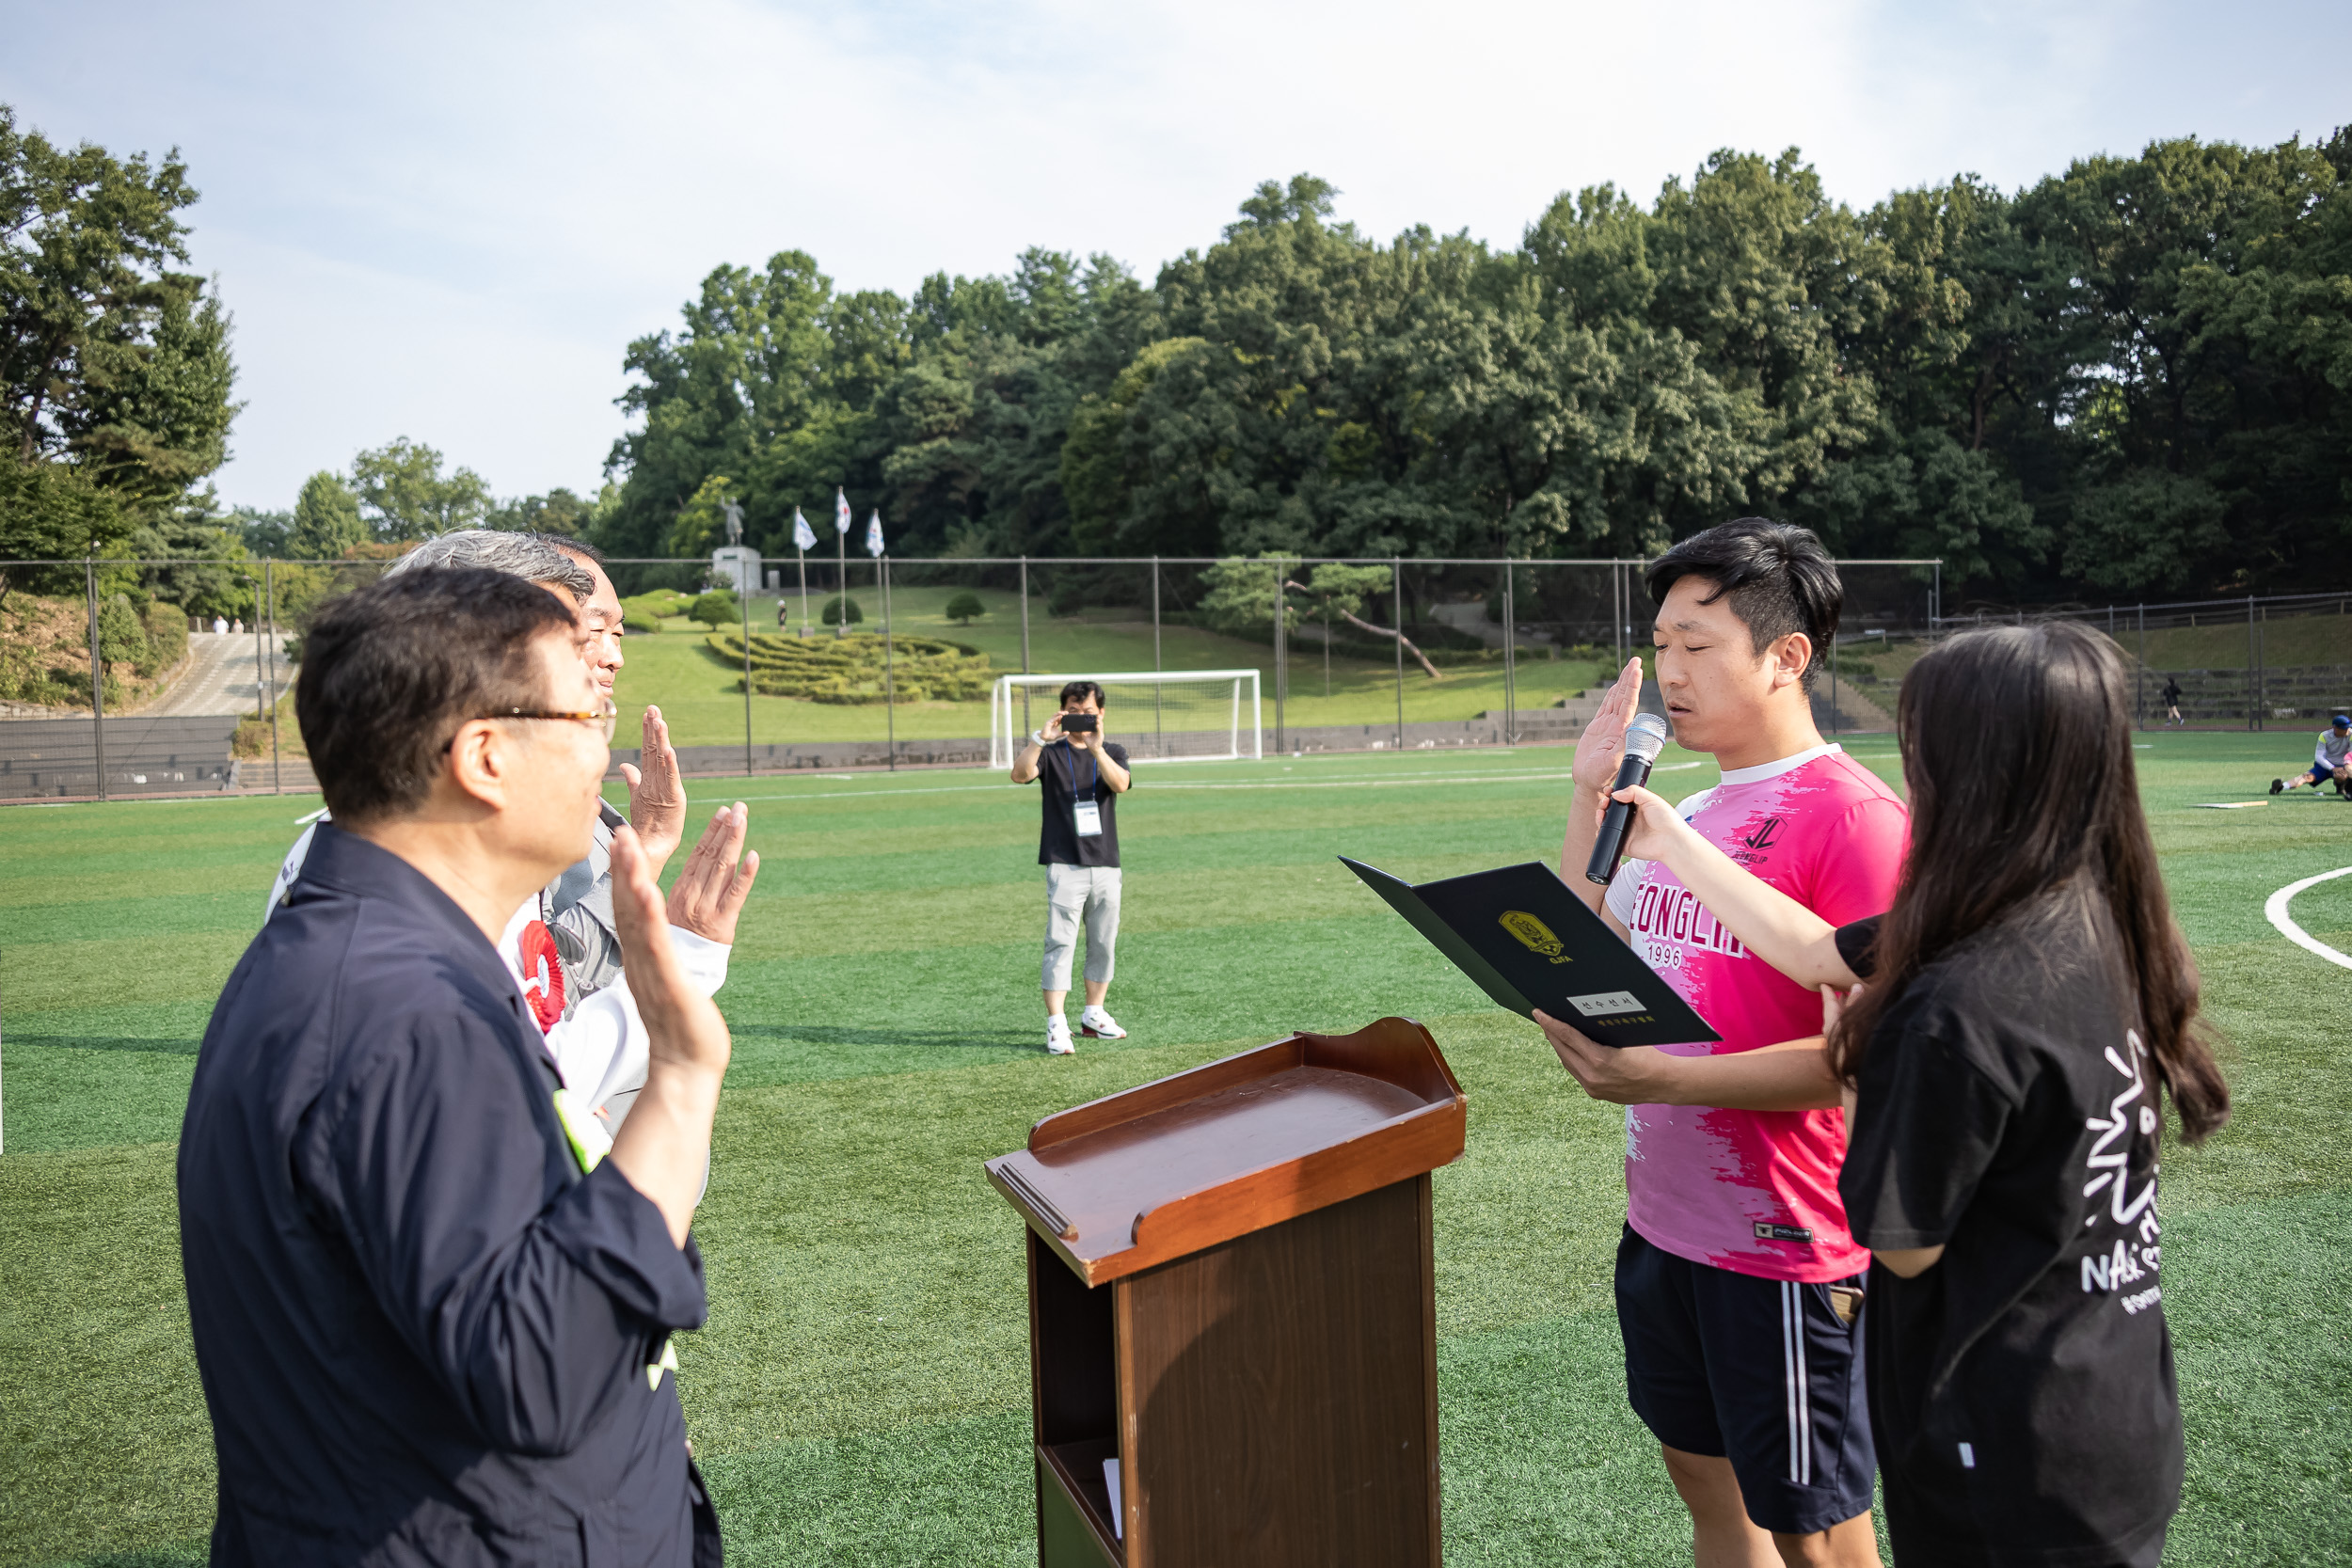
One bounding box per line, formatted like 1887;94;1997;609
1042;863;1121;990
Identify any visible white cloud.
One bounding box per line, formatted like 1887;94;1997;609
2;0;2344;511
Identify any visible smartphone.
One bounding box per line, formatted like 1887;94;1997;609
1062;713;1099;733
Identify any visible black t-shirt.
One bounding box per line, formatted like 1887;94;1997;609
1030;739;1127;868
1836;897;2181;1562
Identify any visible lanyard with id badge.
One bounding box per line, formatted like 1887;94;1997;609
1071;748;1104;838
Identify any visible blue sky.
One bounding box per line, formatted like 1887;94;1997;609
5;0;2346;513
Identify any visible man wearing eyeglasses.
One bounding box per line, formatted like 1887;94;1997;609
264;531;720;1131
181;568;754;1564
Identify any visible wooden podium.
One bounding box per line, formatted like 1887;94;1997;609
985;1017;1467;1568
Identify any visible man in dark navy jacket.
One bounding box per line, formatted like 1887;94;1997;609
178;570;758;1566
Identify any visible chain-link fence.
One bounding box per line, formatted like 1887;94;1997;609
1928;593;2352;732
7;552;1957;801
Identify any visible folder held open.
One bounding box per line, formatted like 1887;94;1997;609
1342;857;1719;1048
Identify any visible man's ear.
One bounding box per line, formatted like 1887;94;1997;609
1770;632;1814;689
441;718;519;812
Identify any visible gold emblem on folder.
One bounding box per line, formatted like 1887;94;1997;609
1499;910;1573;963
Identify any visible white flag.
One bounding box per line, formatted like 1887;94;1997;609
834;487;852;534
791;507;818;551
865;509;885;558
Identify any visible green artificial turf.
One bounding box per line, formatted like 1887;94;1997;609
4;733;2349;1565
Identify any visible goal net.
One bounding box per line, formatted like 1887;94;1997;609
989;671;1263;768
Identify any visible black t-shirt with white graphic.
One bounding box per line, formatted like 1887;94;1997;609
1836;897;2181;1562
1030;739;1127;868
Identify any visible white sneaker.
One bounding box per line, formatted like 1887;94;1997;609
1080;1006;1127;1040
1045;1015;1075;1054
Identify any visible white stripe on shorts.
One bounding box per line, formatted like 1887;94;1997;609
1781;1282;1813;1486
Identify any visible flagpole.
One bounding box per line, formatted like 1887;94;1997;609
834;526;845;638
797;547;808;637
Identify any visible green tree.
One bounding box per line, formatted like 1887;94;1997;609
1;104;239;501
290;470;366;558
820;594;863;626
668;473;740;557
130;489;254;621
95;590;148;664
0;456;131;601
944;590;985;623
486;486;596;535
350;437;490;539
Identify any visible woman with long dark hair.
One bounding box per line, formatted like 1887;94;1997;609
1560;622;2229;1564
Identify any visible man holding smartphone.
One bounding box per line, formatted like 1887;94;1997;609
1009;680;1133;1053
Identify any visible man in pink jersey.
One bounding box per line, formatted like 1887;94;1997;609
1548;519;1907;1568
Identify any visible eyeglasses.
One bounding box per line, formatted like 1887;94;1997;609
483;702;619;744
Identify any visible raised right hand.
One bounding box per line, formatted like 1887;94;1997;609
1571;657;1645;797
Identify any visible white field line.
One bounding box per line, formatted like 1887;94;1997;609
2264;865;2352;972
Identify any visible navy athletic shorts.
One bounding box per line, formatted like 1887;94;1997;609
1615;1225;1876;1536
2308;764;2339;785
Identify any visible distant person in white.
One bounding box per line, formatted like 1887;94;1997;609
2272;712;2352;797
212;614;228;636
266;531;711;1128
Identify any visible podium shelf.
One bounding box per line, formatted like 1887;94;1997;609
987;1018;1465;1285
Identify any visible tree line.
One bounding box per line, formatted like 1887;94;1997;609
7;96;2350;620
597;135;2352;602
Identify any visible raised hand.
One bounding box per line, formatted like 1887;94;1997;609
1572;657;1645;798
664;802;761;946
619;705;686;878
606;820;736;1245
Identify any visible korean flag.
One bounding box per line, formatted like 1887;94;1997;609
865;509;885;558
791;507;818;551
834;487;852;534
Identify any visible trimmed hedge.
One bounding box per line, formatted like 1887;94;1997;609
707;629;991;704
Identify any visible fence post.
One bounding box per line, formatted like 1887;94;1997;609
740;571;754;776
2137;605;2147;729
1392;557;1405;752
1502;560;1516;746
1152;556;1161;673
85;556;106;802
1612;562;1624;669
2247;594;2257;733
1018;555;1032;736
2252;594;2264;733
266;561;282;794
1830;634;1840;736
883;556;896;771
1272;564;1286;753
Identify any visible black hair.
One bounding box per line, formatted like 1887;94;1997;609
1831;623;2230;1143
296;570;577;823
1059;680;1105;707
1645;518;1841;690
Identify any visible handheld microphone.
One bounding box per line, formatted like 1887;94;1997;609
1585;712;1672;886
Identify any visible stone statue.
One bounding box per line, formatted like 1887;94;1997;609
722;498;745;546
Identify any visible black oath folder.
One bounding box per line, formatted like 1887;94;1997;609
1342;857;1719;1048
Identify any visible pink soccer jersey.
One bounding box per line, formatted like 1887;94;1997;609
1602;743;1908;1282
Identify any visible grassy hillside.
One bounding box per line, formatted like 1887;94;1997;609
615;585;1608;748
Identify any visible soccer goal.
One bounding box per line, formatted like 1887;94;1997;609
989;671;1263;768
